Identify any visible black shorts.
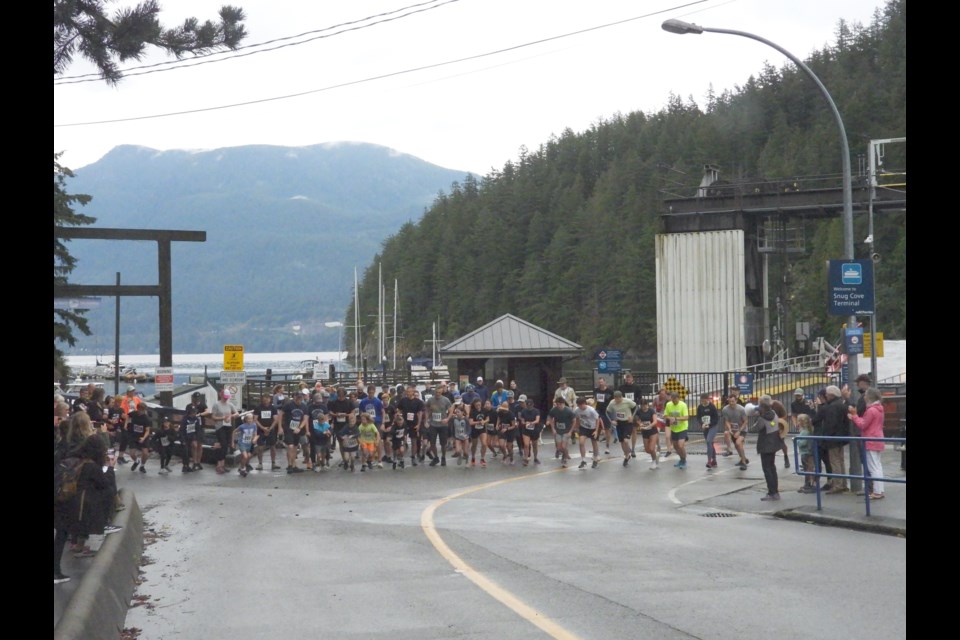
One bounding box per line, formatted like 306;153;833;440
129;434;150;451
258;430;278;447
522;426;543;440
501;429;517;442
615;422;634;441
640;427;659;440
428;425;449;441
283;427;302;444
578;426;598;439
311;431;332;446
470;427;485;439
598;413;611;428
670;430;689;442
342;445;359;454
391;437;406;450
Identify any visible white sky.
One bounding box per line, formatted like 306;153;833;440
53;0;885;176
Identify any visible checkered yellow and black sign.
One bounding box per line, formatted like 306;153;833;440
662;377;688;400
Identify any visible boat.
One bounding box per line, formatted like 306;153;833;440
293;359;322;380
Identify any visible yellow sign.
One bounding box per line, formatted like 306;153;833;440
663;376;688;400
223;344;244;371
863;333;884;358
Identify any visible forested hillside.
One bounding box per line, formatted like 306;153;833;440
352;0;906;361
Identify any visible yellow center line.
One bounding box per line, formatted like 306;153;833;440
420;466;582;640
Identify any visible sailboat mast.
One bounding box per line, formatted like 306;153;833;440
354;267;360;370
392;279;398;370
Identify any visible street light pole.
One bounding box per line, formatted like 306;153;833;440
662;18;861;486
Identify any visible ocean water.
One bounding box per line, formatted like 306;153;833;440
63;351;347;397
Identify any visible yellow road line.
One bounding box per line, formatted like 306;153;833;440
420;468;582;640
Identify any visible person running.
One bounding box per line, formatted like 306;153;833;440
593;377;615;454
211;390;239;475
358;384;385;463
425;386;453;467
634;397;660;469
547;397;575;468
232;413;258;477
490;380;510;408
154;415;177;473
104;395;125;453
606;391;637;467
452;402;471;465
396;386;424;467
126;402;152;474
310;405;333;471
618;373;643;458
696;393;721;469
722;394;749;470
186;391;208;471
253;394;281;471
327;386;354;468
385;412;407;470
664;392;690;469
482;399;499;460
357;413;381;471
495;401;517;465
179;404;202;473
304;391;329;471
652;387;672;457
117;385;144;464
340;415;361;472
518;395;543;466
573;397;601;469
280;391;307;473
467;398;486;467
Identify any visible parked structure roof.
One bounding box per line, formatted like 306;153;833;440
441;314;582;358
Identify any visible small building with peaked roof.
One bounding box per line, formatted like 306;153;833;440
440;314;583;412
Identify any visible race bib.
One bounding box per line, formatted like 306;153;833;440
343;434;358;448
616;411;627;421
625;393;635;401
241;431;253;444
160;437;170;446
432;412;443;422
365;406;377;416
596;393;605;402
406;412;415;421
289;420;300;429
134;425;144;433
260;410;272;420
336;416;346;423
702;415;711;426
185;423;196;434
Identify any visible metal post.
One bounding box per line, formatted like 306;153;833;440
114;272;121;397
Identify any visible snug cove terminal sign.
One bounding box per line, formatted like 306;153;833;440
827;259;874;316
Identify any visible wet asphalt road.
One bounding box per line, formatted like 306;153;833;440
119;448;906;640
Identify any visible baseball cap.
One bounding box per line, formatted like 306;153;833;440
518;394;528;402
222;390;232;399
192;391;203;399
558;377;567;384
825;385;842;398
794;388;805;396
300;388;310;396
126;385;136;392
476;376;483;382
613;390;623;398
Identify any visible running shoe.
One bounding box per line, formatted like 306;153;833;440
440;459;446;467
103;525;122;535
592;460;599;469
578;461;587;469
534;458;541;465
54;574;71;585
140;465;147;473
255;465;263;471
130;460;139;472
650;459;658;470
480;459;487;468
623;458;629;467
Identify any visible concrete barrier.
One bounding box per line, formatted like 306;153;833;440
54;488;143;640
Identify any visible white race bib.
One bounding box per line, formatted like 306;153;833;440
432;412;443;422
406;412;415;421
260;410;272;420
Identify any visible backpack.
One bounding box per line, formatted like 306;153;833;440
55;457;86;503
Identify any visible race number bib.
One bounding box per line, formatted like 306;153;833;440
702;415;711;426
241;431;254;444
289;419;301;429
406;412;416;421
616;411;627;421
365;406;377;417
625;393;635;401
185;423;196;434
336;416;347;423
160;437;170;447
432;412;443;422
595;393;605;402
260;410;272;420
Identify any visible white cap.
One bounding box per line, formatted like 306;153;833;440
518;394;528;402
476;376;483;382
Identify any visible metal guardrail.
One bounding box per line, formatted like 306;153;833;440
792;435;905;517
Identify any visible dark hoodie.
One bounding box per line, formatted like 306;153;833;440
756;405;781;454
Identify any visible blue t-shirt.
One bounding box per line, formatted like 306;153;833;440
358;396;384;425
236;422;257;445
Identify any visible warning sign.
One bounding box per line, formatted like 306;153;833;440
662;377;689;400
155;367;174;393
223;345;244;371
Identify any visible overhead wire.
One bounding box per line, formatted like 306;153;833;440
54;0;462;84
55;0;712;128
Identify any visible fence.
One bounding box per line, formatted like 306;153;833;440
792;435;906;516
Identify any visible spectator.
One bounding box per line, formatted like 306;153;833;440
820;385;850;494
848;387;886;499
755;395;782;501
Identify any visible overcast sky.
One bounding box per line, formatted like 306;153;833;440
54;0;885;176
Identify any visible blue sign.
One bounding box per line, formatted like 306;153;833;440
828;259;874;316
734;373;754;396
845;327;864;355
593;348;622;361
597;360;622;372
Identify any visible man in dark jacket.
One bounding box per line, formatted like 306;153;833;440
820;385;850;493
755;396;782;501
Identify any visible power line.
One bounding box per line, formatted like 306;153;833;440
54;0;711;128
54;0;463;85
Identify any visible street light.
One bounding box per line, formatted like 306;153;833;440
662;17;862;485
324;321;344;366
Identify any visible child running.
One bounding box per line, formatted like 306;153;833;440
155;415;178;473
233;413;258;477
451;404;471;465
386;413;407;470
358;413;381;471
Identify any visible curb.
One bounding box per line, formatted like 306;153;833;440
54;488;144;640
773;507;906;538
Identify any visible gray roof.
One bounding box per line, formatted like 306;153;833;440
441;314;582;357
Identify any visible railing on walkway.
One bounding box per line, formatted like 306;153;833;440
792;435;906;516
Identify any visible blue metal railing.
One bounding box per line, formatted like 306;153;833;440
792;435;906;516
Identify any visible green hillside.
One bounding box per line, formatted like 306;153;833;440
350;1;906;362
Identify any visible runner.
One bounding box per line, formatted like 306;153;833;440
254;393;281;471
634;398;659;469
482;399;499;460
179;404;202;473
306;391;329;470
154;415;178;473
358;384;385;464
211;390;239;475
126;402;152;474
617;373;644;458
605;391;637;467
279;391;307;473
664;391;690;469
310;405;333;471
573;397;601;469
232;413;258;477
385;412;407;470
696;393;721;469
186;391;208;471
467;398;486;467
547;397;575;468
425;386;453;467
495;401;517;465
396;386;424;467
519;395;543;466
593;377;615;454
652;387;672;457
327;387;355;469
451;402;471;465
721;394;749;470
357;413;380;471
340;414;361;472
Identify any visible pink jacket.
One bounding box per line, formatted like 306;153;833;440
850;403;885;451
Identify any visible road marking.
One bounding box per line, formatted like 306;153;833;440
421;468;582;640
667;464;739;504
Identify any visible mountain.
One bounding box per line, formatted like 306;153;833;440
62;142;473;354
